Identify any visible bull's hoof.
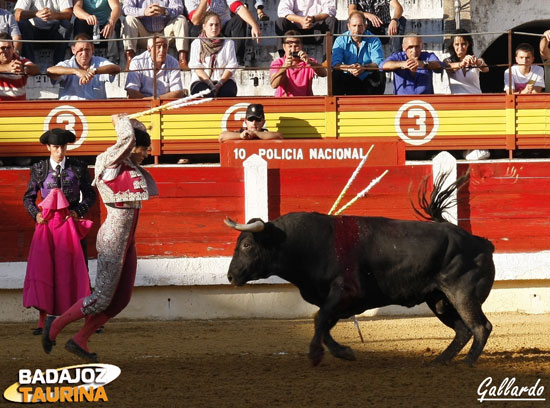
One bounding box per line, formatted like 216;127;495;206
431;355;451;366
463;356;478;367
309;347;325;366
330;346;356;361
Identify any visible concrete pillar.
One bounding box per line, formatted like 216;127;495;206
243;154;268;222
432;151;458;225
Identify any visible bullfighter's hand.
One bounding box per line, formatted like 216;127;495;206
36;213;46;224
111;113;126;126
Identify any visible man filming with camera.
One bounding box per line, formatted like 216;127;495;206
269;30;327;97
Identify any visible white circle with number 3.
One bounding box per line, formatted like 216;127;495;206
394;100;439;146
44;105;88;151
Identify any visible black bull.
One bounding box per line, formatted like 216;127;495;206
225;175;495;366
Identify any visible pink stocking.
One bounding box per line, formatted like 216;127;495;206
72;313;110;352
49;299;85;341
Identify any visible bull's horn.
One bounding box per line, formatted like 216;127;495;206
224;217;265;232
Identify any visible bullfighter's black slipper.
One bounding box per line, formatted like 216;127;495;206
65;338;98;363
41;315;56;354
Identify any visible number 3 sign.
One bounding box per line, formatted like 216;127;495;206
43;105;89;151
394;100;439;146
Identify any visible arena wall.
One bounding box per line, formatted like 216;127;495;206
2;155;550;321
1;252;550;322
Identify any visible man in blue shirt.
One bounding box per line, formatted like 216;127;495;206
46;33;121;100
331;11;384;95
380;33;443;95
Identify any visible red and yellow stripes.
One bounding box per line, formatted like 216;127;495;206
1;94;550;156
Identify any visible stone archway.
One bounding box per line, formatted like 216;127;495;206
466;0;549;92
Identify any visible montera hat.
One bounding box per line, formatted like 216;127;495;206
130;118;151;148
246;104;265;120
39;128;77;145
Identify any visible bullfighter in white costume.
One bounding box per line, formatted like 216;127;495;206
42;114;158;362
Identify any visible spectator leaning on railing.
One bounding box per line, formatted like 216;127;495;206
46;33;121;100
331;11;384;95
0;7;22;54
444;29;490;161
380;32;443;95
14;0;73;65
0;32;39;101
504;42;544;95
125;36;184;99
539;30;550;93
122;0;190;71
270;30;327;97
73;0;122;64
219;103;282;141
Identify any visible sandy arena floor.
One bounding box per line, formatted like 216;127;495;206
1;313;549;407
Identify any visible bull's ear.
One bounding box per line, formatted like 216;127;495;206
255;222;286;247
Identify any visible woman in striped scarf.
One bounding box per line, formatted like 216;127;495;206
189;11;238;97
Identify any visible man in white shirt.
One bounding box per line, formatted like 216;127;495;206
14;0;73;65
539;30;550;93
47;33;121;100
275;0;337;58
504;43;544;94
125;36;184;99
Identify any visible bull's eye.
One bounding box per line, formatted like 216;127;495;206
242;242;250;249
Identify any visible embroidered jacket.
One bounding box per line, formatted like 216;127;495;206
23;157;96;220
94;116;158;205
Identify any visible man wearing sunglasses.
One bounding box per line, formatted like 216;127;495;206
0;32;39;100
219;103;282;141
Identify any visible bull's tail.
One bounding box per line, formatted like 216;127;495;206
411;170;470;223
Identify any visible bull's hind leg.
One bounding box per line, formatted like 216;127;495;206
323;323;356;361
426;292;472;364
443;287;492;366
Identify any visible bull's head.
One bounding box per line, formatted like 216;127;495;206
224;217;285;286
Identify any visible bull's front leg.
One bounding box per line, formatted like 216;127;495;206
309;277;355;365
309;311;326;366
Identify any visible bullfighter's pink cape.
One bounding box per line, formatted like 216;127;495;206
23;189;92;315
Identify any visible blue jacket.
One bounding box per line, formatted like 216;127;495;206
331;30;384;81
